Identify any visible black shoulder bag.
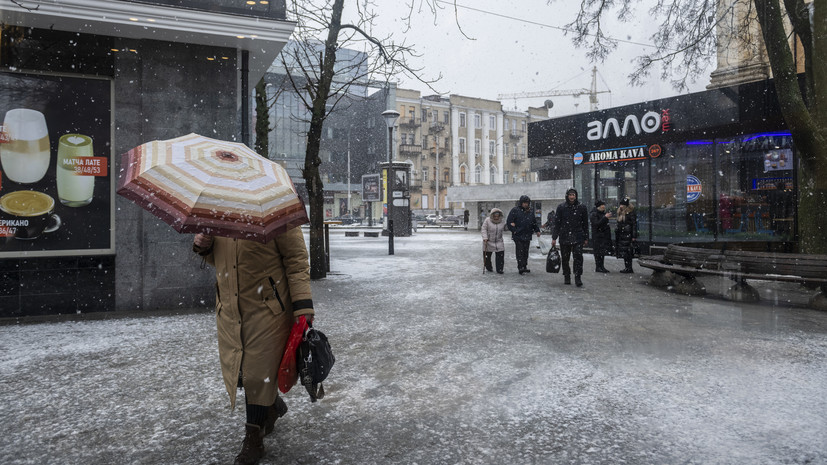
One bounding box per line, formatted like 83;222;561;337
297;324;335;402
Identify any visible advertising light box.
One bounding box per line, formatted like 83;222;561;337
0;71;114;257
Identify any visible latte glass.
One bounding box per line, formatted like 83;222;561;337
56;134;95;207
1;109;50;184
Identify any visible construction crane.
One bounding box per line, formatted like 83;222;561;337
497;66;611;112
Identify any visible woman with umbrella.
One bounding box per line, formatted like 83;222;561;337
194;229;315;465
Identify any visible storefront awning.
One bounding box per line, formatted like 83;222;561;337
0;0;295;84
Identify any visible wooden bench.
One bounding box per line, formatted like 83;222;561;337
638;244;827;310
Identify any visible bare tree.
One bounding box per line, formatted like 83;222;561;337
557;0;827;253
277;0;438;279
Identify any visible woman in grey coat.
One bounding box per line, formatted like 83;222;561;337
481;208;506;274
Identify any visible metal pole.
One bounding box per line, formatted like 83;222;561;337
347;131;351;216
388;125;394;255
435;150;439;216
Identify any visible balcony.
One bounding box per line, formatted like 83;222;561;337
399;117;421;128
400;143;422;156
511;155;525;162
508;129;524;140
429;121;445;133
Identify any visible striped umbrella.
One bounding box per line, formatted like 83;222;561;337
117;133;308;243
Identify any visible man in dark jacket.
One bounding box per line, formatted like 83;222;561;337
551;188;589;286
589;200;612;273
506;195;541;274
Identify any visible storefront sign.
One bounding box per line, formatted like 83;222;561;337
586;110;669;141
687;175;702;203
573;152;584;165
581;145;647;164
0;71;113;257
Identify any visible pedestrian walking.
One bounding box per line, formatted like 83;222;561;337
589;200;612;273
551;188;589;287
481;208;506;274
615;198;638;273
506;195;541;274
193;227;315;465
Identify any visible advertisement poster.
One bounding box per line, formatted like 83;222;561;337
0;71;113;257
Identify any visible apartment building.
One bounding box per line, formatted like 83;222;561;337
394;89;548;215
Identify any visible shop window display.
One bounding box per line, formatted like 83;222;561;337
717;133;794;240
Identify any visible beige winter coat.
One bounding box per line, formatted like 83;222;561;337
481;208;506;252
194;226;314;409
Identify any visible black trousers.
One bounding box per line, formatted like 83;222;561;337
484;251;504;273
594;253;606;271
560;243;584;276
514;239;531;271
621;249;634;270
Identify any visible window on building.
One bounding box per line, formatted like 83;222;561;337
505;119;510;130
433;110;438;122
489;141;495;154
459;137;466;153
422;168;428;181
460;165;466;183
400;133;407;145
504;143;509;156
474;165;482;183
474;139;481;154
422;195;429;210
504;170;510;184
409;106;416;119
521;145;526;156
459;112;466;127
444;111;449;124
474;113;481;128
489;115;495;129
521;121;526;132
490;166;497;184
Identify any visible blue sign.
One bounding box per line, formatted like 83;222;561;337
687;175;702;203
573;152;583;165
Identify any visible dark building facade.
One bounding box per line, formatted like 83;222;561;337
529;78;797;251
0;0;293;317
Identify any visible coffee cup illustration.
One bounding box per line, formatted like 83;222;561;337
0;109;50;184
0;190;61;240
57;134;95;207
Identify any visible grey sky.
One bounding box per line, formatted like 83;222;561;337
345;0;712;116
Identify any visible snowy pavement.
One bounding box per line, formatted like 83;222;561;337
2;229;826;464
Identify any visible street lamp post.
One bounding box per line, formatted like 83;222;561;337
382;109;400;255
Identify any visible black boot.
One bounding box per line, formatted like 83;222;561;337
235;423;265;465
575;275;583;287
564;275;571;285
263;396;288;437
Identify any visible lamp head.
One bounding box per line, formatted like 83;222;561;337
381;110;400;128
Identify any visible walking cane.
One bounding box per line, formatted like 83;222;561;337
482;240;487;275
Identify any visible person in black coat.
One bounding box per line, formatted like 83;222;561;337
615;198;638;273
589;200;612;273
506;195;541;274
551;188;589;286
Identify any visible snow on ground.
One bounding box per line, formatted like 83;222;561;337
1;229;826;464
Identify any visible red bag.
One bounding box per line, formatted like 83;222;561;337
278;315;309;393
